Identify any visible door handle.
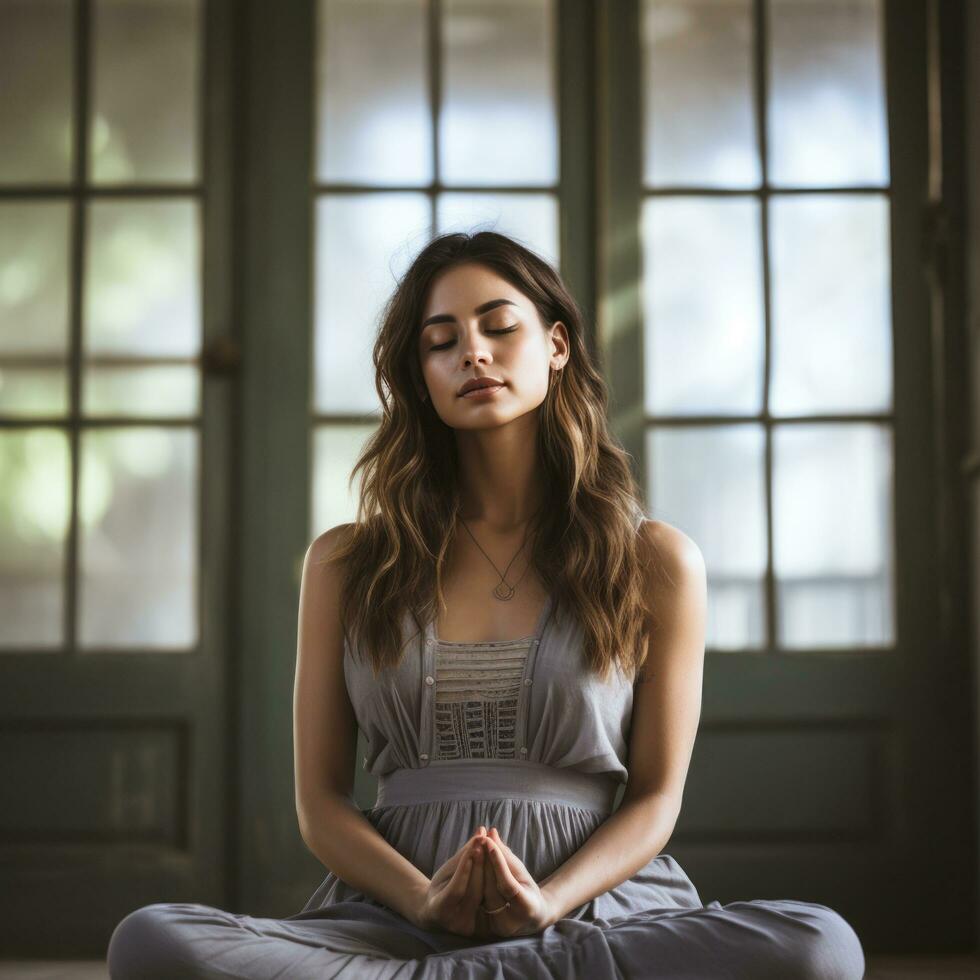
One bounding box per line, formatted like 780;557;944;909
200;336;242;376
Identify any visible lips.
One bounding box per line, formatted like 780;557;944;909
458;377;504;396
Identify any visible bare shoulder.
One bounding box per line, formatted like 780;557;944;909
305;522;358;568
637;518;706;591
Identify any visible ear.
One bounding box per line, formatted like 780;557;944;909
550;321;570;368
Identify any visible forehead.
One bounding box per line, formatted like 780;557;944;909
421;263;526;320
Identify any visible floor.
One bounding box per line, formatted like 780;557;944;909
1;956;979;979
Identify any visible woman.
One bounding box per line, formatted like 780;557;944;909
108;231;866;978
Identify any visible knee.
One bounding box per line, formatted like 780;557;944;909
107;903;191;980
788;903;866;980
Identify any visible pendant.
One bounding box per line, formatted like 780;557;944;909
493;581;515;601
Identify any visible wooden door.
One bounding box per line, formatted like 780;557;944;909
597;0;975;954
0;0;237;956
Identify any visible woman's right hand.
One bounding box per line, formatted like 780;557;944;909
416;827;492;938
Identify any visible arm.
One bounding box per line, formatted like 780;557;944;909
293;524;429;928
538;519;707;923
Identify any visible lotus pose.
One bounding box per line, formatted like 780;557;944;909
108;231;866;978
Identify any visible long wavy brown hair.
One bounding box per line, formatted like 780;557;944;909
317;230;666;684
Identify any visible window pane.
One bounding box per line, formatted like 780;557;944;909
647;424;767;649
773;423;894;647
642;196;764;415
642;0;758;188
767;0;889;188
0;0;74;184
84;199;201;357
769;193;892;415
312;424;375;538
90;0;201;184
0;367;67;417
0;429;70;646
314;193;430;415
0;201;72;354
436;193;559;268
84;364;200;418
441;0;557;186
316;0;431;185
79;427;197;648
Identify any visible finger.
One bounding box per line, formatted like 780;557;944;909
432;848;467;886
465;839;485;908
481;839;504;901
434;826;494;888
482;830;515;890
480;849;508;935
446;848;474;899
440;829;489;877
461;828;487;853
489;827;530;879
483;838;523;900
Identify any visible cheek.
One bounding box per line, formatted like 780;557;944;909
421;360;464;405
508;348;551;392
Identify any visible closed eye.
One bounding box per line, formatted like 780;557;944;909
429;326;518;352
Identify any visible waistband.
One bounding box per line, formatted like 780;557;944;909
375;759;619;814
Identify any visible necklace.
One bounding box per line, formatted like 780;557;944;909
458;508;541;601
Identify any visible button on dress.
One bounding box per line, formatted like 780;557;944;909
107;505;866;978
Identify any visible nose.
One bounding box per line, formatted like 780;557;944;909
458;328;493;368
461;352;493;371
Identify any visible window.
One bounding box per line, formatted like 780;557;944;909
310;0;560;537
640;0;894;651
0;0;204;650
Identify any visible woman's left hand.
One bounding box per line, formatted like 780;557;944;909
478;827;559;938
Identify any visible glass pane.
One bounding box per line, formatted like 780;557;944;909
314;193;430;414
436;193;558;268
642;0;758;188
316;0;431;185
441;0;557;186
0;428;70;646
84;364;200;418
90;0;200;184
79;426;197;648
0;0;74;184
767;0;889;188
647;424;767;649
773;423;894;647
85;199;201;357
770;193;892;415
642;196;764;415
0;201;71;354
0;366;67;417
312;423;376;538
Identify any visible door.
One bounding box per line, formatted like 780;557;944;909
597;0;975;953
237;0;975;954
0;0;238;956
12;0;961;958
234;0;600;917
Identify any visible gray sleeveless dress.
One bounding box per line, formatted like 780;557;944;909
107;507;866;978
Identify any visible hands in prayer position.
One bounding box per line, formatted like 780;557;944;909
416;825;558;940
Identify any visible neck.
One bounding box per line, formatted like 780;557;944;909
454;415;543;530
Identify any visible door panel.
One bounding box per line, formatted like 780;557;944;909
599;0;974;953
0;0;237;956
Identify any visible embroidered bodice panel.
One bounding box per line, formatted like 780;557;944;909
432;638;534;760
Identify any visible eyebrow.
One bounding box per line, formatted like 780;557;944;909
421;298;518;330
